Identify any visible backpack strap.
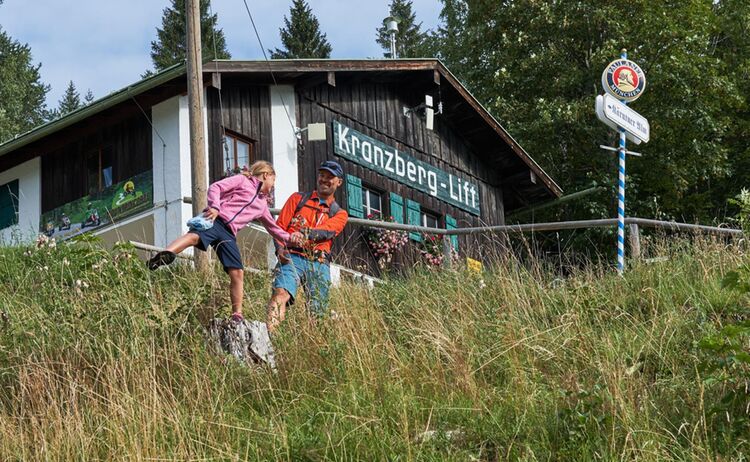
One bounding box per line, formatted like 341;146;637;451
293;191;314;217
293;191;340;218
327;201;340;218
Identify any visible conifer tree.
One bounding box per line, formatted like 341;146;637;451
57;81;81;116
0;27;49;142
270;0;332;59
149;0;230;73
376;0;430;58
83;89;95;105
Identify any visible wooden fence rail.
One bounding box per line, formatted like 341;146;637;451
179;194;743;269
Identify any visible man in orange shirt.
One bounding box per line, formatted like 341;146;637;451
267;160;349;332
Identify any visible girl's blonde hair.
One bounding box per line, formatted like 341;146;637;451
247;160;275;177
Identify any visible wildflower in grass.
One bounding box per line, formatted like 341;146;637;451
35;234;57;250
92;258;108;270
35;234;48;248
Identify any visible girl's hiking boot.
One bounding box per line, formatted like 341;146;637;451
148;250;176;270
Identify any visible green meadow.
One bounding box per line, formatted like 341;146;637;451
0;236;748;460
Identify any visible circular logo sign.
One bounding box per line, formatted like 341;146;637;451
601;59;646;102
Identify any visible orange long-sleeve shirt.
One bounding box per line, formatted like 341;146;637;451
275;191;348;256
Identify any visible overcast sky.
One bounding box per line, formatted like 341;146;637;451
1;0;443;108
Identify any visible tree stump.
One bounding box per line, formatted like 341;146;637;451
206;318;277;370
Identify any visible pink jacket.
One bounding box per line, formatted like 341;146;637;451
206;174;291;242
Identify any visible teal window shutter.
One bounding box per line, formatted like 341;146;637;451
406;199;421;242
445;214;458;250
0;180;19;230
346;174;364;218
389;192;404;223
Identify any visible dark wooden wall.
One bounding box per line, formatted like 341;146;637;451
41;114;152;212
296;79;507;274
206;85;272;182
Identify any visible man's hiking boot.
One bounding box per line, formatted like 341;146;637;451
148;250;176;270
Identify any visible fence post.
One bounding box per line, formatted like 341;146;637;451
629;223;641;260
442;235;453;269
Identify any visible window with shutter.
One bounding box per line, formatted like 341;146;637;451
445;214;458;250
389;192;404;224
406;199;421;241
345;174;364;218
362;187;383;218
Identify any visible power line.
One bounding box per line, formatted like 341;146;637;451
240;0;299;138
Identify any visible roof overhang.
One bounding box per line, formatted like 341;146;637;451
0;63;185;158
0;59;561;204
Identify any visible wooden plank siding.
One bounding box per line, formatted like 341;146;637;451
41;114;152;213
296;79;507;273
206;85;273;182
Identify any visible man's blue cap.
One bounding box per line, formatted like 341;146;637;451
319;160;344;178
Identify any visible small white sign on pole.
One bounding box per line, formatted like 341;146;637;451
601;94;649;143
596;96;640;145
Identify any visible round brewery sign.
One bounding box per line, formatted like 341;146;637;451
601;59;646;102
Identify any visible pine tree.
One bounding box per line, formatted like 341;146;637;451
376;0;430;58
83;89;95;105
57;81;82;116
0;26;49;143
149;0;230;73
270;0;332;59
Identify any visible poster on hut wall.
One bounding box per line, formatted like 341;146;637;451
39;171;153;240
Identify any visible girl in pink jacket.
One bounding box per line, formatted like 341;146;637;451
148;160;302;321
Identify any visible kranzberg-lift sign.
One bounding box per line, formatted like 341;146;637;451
332;120;480;215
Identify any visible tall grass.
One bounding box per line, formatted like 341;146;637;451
0;236;747;460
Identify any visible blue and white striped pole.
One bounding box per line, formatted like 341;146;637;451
616;49;628;274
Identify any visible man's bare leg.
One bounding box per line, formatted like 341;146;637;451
267;288;291;333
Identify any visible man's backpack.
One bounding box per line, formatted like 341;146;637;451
293;191;341;218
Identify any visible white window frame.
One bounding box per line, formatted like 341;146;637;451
421;210;439;229
362;186;383;218
222;130;255;175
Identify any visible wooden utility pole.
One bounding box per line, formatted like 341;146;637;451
186;0;209;271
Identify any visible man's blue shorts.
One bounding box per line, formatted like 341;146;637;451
189;218;243;272
272;253;331;317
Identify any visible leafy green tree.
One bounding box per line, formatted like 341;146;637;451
709;0;750;216
433;0;743;224
57;81;82;116
0;27;49;143
149;0;230;73
376;0;431;58
270;0;332;59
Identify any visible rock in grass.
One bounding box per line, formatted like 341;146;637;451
206;318;277;370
